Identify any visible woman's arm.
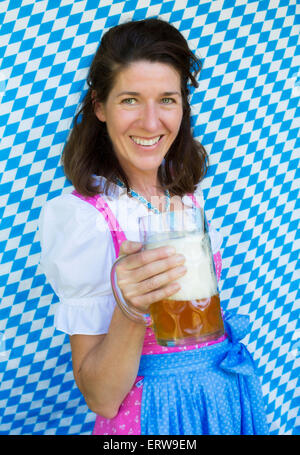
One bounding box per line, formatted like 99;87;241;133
69;240;186;419
70;305;146;419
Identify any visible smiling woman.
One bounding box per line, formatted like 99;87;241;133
61;18;208;200
38;17;269;435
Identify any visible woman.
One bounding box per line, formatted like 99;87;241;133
39;18;269;435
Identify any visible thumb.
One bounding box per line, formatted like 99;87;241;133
119;240;143;256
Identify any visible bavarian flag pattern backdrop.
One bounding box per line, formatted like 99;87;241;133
0;0;299;435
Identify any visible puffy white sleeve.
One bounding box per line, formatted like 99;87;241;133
38;194;117;335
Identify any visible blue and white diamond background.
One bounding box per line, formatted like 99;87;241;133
0;0;299;435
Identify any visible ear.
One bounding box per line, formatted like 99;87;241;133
92;90;106;122
94;102;106;122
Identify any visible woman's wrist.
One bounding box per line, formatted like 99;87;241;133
110;304;147;338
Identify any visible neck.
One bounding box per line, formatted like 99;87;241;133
119;172;169;212
128;173;163;199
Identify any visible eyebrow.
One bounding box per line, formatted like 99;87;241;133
116;91;181;97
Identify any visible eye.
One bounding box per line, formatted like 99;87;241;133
121;98;137;105
161;97;176;104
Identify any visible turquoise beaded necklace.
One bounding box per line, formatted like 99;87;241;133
115;177;170;214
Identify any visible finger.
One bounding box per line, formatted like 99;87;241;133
120;245;177;271
122;265;187;300
124;254;186;283
118;240;143;257
130;281;182;309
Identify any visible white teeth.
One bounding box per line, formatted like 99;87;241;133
131;136;161;146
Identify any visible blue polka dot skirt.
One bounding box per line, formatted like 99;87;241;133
137;312;269;435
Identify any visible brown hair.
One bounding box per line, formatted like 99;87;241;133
62;17;209;197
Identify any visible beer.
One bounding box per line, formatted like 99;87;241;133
145;231;224;346
150;295;224;346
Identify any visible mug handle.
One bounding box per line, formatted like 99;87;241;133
110;255;152;326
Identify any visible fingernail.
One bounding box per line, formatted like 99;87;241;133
166;247;176;255
131;241;142;247
122;240;141;251
175;254;185;264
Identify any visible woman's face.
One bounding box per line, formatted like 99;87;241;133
95;60;183;181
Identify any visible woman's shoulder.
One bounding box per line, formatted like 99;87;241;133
41;191;107;215
181;182;204;208
38;191;115;276
42;191;94;210
39;191;109;234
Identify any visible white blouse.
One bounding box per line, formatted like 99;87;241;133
38;176;223;335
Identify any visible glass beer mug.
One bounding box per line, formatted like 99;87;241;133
111;207;224;346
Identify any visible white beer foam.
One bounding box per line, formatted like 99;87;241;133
145;232;218;300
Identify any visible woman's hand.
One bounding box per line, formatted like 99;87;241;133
115;240;186;313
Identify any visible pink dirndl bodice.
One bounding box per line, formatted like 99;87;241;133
72;190;225;435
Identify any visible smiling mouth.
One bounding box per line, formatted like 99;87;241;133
130;135;162;146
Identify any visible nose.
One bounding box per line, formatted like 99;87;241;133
139;102;161;132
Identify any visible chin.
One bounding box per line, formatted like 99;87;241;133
137;164;163;175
